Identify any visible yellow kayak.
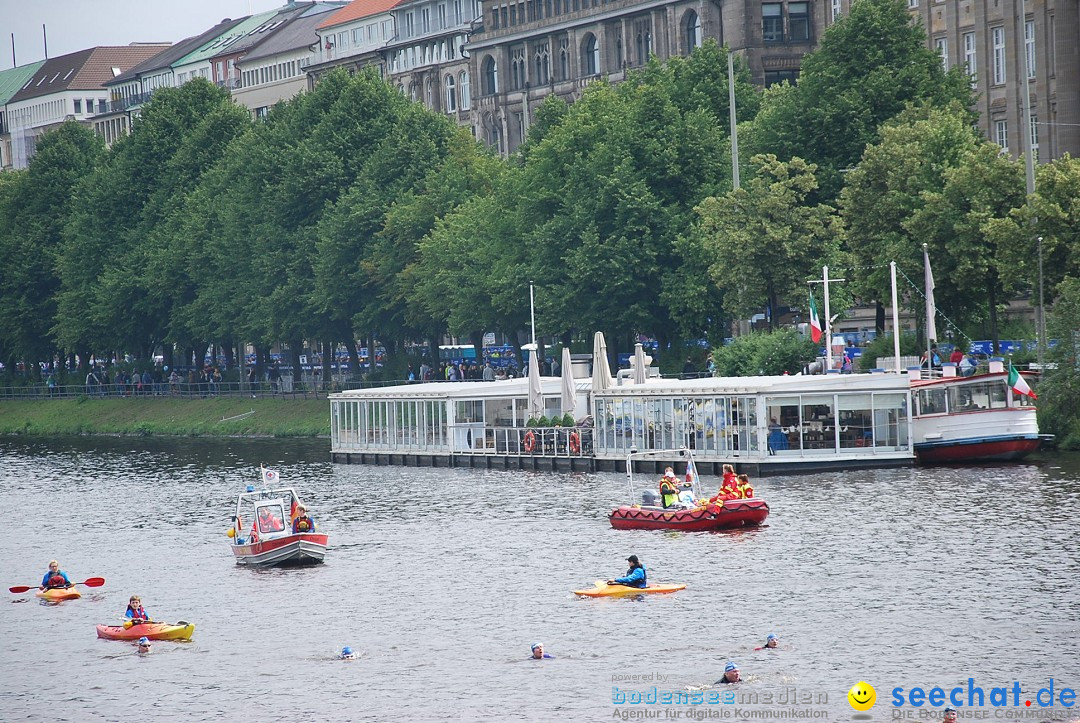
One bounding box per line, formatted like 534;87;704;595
573;580;687;598
35;587;82;602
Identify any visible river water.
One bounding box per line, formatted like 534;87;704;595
1;437;1078;722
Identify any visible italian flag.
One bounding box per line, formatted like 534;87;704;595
808;292;822;343
1007;362;1037;400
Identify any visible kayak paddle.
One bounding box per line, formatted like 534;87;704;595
8;577;106;594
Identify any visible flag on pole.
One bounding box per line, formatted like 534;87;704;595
808;292;822;343
1007;362;1037;399
924;245;938;341
261;467;279;486
685;457;699;488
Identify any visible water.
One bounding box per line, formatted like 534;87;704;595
1;437;1078;722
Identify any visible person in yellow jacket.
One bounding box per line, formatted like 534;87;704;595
736;473;755;499
659;467;680;508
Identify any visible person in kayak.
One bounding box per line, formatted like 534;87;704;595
715;661;740;684
659;468;680;508
137;636;152;654
755;633;778;650
607;555;647;588
40;560;72;589
530;642;554;659
292;505;315;533
125;595;150;622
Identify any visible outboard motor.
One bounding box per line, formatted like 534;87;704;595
641;489;659;507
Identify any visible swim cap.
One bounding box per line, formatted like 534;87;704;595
725;662;738;672
766;633;777;641
138;637;150;645
944;708;956;714
341;646;353;656
531;642;543;651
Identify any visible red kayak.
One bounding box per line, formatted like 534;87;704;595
96;622;195;641
609;498;770;531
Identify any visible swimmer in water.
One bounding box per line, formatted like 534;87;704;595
715;661;740;684
137;637;152;654
530;642;553;659
755;633;778;650
341;646;357;660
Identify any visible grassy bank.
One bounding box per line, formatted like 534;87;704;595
0;397;329;437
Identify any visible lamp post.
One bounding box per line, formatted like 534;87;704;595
1037;236;1045;367
529;281;536;348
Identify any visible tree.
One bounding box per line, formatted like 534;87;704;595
711;330;818;376
695;155;843;326
1036;278;1080;448
747;0;974;199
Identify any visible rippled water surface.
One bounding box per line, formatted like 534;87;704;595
1;437;1078;722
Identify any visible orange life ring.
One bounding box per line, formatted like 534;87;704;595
569;431;581;454
524;430;537;453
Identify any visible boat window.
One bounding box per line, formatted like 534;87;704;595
487;398;514;427
917;388;947;415
837;394;873;449
800;395;836;451
455;399;483;423
766;396;801;452
257;506;286;533
873;393;908;450
989;381;1008;409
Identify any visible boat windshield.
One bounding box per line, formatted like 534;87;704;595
256;505;287;533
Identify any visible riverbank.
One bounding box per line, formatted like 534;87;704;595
0;397;329;437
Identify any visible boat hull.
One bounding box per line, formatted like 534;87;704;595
914;435;1041;464
35;587;81;601
574;582;687;598
231;533;329;566
96;623;195;641
609;498;769;531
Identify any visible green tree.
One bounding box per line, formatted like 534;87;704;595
695;155;843;326
1037;278;1080;448
711;330;818;376
747;0;974;199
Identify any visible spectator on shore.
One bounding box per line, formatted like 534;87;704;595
483;362;495;381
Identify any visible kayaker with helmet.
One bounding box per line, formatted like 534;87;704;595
607;555;647;588
136;636;152;654
292;505;315;533
40;560;72;589
659;468;680;508
125;595;150;622
530;642;554;659
715;661;740;684
755;633;778;650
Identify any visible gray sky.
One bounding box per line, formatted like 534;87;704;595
0;0;289;71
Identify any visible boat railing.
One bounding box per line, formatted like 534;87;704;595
448;425;593;457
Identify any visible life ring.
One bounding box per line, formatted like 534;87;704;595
524;430;537;453
568;431;581;454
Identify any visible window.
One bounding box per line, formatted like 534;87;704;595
534;42;550;84
422;8;430;32
763;3;783;42
935;37;948;70
353;28;363;44
685;10;701;53
511;47;526;89
74;99;82;114
482;55;498;94
992;27;1005;85
460;70;471;109
831;0;842;22
616;35;623;68
454;0;463;24
98;99;106;114
963;32;976;86
559;38;570;80
382;19;392;38
634;21;651;65
438;3;446;29
1025;20;1035;79
583;33;599;75
764;69;799;86
788;2;810;42
908;0;918;7
491;7;499;28
338;31;348;48
406;12;415;37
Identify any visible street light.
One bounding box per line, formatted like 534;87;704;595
1037;235;1045;367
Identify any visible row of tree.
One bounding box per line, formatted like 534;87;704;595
0;0;1077;382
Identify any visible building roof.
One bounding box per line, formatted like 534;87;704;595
240;5;343;63
317;0;402;30
174;9;284;66
0;62;45;105
107;17;247;85
9;45;171;104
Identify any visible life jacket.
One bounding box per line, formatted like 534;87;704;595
659;477;679;507
626;565;647;588
259;511;283;532
127;605;147;620
740;483;755;499
293;516;312;533
47;574;66;588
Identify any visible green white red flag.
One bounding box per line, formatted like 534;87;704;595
1007;362;1037;400
808;293;822;343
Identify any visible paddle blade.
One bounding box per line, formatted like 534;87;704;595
8;585;34;594
78;577;105;588
594;580;608;588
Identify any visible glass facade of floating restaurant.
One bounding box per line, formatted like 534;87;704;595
593;390;910;459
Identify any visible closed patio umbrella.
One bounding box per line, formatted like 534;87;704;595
528;350;544;420
560;346;577;418
591;332;612;393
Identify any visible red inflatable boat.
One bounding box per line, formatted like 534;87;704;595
609;498;770;531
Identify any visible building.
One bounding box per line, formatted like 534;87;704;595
4;44;170;169
910;0;1080;161
0;62;45;169
306;0;402;82
233;4;345;117
463;0;835;153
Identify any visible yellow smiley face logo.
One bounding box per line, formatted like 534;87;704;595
848;681;876;711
